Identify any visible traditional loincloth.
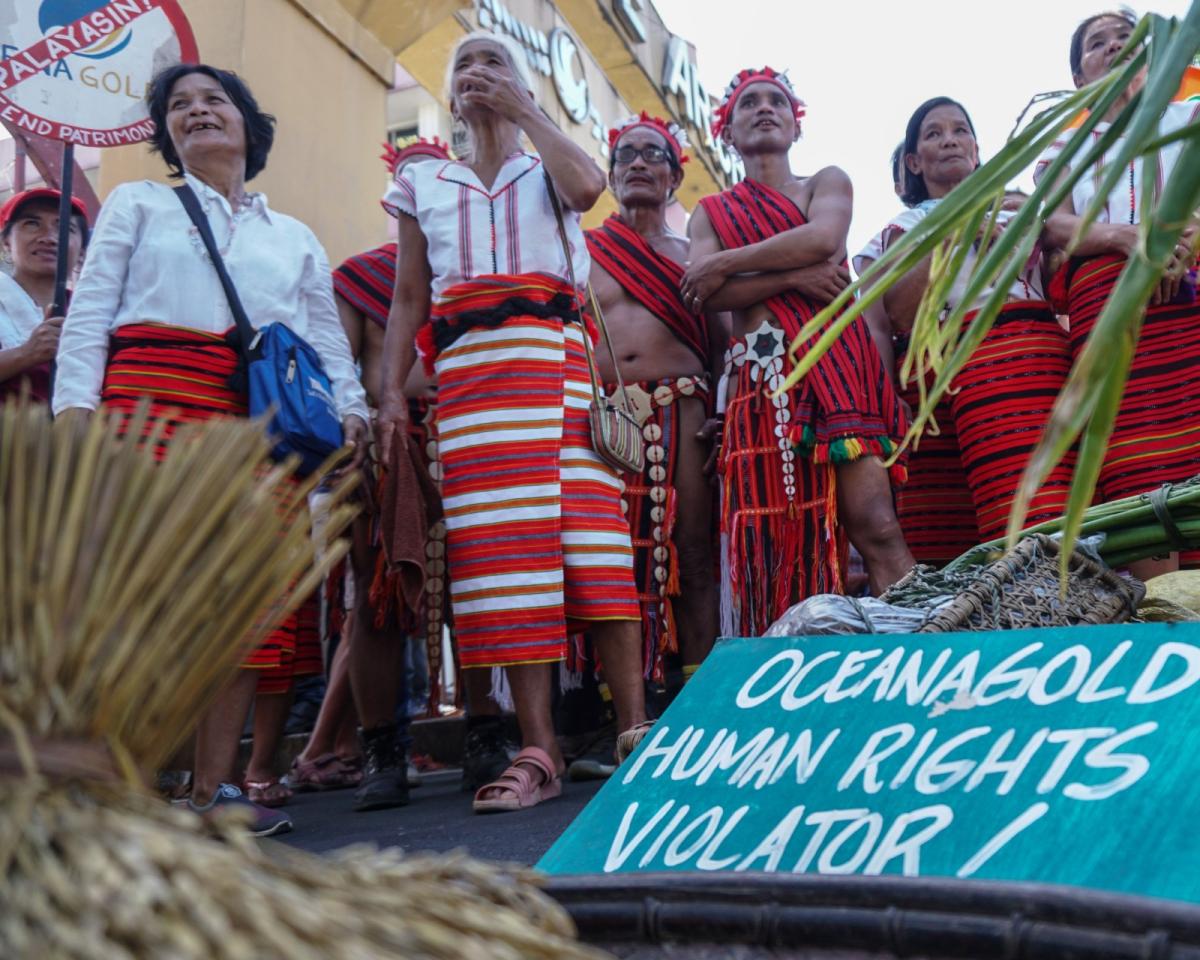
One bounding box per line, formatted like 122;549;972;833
602;374;710;682
364;397;450;707
721;320;839;637
1052;255;1200;502
428;274;639;668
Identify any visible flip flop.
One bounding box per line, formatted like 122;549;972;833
243;777;293;808
472;746;562;814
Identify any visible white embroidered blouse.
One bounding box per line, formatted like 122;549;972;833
856;200;1044;312
382;151;589;300
1033;101;1200;223
53;173;368;421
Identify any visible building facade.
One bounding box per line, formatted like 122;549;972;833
1;0;737;265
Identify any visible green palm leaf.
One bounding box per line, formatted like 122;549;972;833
777;6;1200;570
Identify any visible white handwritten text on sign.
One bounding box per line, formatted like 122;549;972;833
539;624;1200;904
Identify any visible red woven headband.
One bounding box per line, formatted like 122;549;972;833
608;112;688;165
711;67;805;139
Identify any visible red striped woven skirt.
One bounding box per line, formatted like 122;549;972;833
604;374;710;683
894;336;978;565
721;320;839;638
947;302;1075;541
1054;255;1200;501
256;592;322;695
100;322;302;672
430;275;638;669
100;322;248;456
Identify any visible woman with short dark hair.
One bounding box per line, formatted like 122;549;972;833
0;189;88;401
859;97;1076;551
1038;9;1200;577
53;64;369;836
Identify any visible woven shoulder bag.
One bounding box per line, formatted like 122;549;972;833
546;174;645;475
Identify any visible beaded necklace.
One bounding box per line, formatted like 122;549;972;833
187;189;256;261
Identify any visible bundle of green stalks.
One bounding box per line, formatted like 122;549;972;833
0;401;606;960
946;475;1200;573
777;4;1200;576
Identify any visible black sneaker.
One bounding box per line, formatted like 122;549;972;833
186;783;293;838
567;725;617;781
353;722;410;812
461;717;514;792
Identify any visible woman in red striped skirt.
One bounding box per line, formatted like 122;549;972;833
855;151;977;568
873;97;1076;545
376;31;651;813
53;65;369;835
1037;10;1200;578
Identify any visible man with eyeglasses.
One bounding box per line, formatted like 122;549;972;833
682;68;914;637
582;115;726;733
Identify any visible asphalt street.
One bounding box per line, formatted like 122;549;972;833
276;768;605;864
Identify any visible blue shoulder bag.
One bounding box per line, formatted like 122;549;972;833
175;185;343;476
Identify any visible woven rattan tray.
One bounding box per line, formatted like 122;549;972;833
881;534;1144;632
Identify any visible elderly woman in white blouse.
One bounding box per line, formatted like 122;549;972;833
376;31;650;815
53;64;368;836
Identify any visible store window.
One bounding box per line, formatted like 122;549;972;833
386;125;420;148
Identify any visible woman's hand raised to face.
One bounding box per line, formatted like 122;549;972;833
455;64;536;124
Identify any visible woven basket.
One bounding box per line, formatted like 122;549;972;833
882;534;1144;633
548;873;1200;958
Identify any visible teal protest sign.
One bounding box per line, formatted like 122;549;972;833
540;622;1200;903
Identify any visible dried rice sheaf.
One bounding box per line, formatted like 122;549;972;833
0;401;607;960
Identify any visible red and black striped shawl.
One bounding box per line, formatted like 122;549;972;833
585;214;709;368
332;242;397;329
699;178;907;477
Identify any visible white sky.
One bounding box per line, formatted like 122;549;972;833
653;0;1192;263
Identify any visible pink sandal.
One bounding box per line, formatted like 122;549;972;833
472;746;562;814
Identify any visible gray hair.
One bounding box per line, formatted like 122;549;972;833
444;30;537;106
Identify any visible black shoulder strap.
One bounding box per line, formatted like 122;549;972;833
173;184;256;353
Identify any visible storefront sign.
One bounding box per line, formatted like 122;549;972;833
548;26;587;123
0;0;197;146
661;35;739;179
613;0;646;44
541;622;1200;905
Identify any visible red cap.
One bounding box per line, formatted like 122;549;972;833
0;188;90;232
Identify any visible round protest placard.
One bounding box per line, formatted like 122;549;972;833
0;1;197;147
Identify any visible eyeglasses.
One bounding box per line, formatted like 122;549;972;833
612;144;673;165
